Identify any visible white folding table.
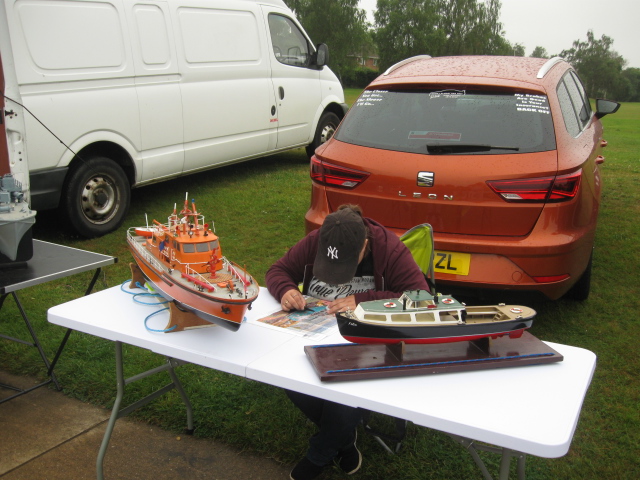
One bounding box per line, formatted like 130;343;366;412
48;285;596;480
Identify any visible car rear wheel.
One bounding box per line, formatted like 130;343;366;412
62;156;130;237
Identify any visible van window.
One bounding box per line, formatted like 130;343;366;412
133;4;171;66
178;8;260;63
16;1;124;70
268;14;310;67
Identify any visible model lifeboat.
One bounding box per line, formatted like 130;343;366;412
126;194;259;331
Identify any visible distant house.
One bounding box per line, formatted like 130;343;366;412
349;45;379;71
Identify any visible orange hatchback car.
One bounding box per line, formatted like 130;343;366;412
306;56;620;300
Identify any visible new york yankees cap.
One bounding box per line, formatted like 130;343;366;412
313;207;366;285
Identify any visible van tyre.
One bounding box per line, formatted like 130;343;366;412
63;157;130;238
306;112;340;157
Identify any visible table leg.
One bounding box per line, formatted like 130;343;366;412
97;341;126;480
96;341;195;480
47;267;103;380
0;292;58;403
448;433;527;480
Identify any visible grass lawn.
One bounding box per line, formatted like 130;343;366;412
1;100;638;479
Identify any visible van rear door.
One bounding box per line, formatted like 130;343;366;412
127;1;184;181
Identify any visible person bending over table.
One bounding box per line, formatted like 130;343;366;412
266;204;428;480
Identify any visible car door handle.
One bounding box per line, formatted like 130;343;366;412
600;139;608;148
596;155;605;165
279;87;285;100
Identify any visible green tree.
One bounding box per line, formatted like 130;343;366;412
616;67;640;102
287;0;369;79
511;43;525;57
438;0;511;55
560;30;626;98
530;46;549;59
373;0;512;71
373;0;444;71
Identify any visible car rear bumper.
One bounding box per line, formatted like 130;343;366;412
305;191;594;300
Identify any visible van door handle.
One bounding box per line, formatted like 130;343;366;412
596;155;605;165
279;87;285;100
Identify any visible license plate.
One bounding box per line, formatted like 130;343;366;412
433;250;471;276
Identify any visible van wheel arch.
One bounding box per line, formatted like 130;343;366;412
306;109;342;157
62;154;131;237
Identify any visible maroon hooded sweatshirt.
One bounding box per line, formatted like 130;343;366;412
266;217;428;305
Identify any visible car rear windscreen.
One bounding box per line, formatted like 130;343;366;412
335;89;556;155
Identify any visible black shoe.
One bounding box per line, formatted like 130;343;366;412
337;432;362;475
290;457;325;480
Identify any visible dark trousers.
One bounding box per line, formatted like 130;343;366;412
286;389;362;466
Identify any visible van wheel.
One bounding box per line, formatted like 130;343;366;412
564;253;592;301
306;112;340;157
63;157;130;238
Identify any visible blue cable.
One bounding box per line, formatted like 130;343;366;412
121;279;175;332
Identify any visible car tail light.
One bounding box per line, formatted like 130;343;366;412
487;171;582;203
310;156;370;189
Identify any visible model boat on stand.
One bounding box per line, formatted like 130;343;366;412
0;174;35;264
126;194;259;331
336;289;536;345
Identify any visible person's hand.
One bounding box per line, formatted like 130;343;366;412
326;295;357;315
281;288;307;311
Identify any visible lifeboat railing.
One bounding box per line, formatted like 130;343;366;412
182;265;216;292
127;229;165;273
222;257;251;288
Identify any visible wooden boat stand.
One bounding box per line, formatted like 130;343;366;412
129;262;215;332
305;332;562;382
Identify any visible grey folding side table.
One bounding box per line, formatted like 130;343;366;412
0;239;116;403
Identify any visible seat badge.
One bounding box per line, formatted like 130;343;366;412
418;171;434;187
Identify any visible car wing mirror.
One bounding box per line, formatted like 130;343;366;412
595;99;621;119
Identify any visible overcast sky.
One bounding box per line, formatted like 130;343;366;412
358;0;640;69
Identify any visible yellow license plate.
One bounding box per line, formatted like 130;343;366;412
433;250;471;276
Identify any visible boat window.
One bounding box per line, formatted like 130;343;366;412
414;300;435;309
415;312;436;322
363;314;387;322
182;244;195;253
196;242;210;253
391;314;412;322
210;240;219;250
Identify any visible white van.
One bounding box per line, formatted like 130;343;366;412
0;0;346;236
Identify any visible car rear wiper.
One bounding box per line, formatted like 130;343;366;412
426;144;520;154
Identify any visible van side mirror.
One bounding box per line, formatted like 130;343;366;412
312;44;329;68
595;99;620;119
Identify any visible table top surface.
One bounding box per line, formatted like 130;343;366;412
1;240;117;294
47;285;596;458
